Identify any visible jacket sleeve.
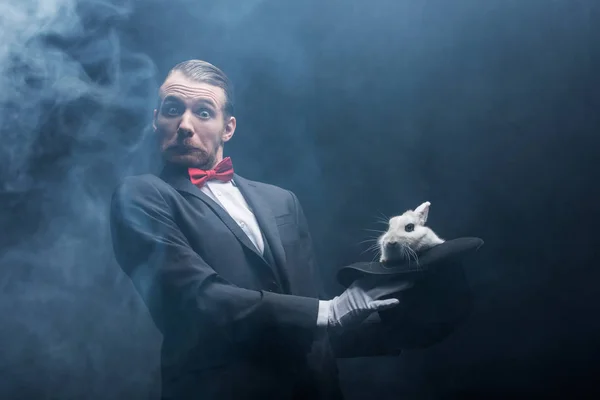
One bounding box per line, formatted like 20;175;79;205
109;177;319;353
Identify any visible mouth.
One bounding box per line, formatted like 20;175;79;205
381;241;418;264
383;242;404;261
168;145;201;154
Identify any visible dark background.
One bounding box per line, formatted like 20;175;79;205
1;0;599;398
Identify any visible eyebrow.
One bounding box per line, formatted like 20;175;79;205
162;95;217;109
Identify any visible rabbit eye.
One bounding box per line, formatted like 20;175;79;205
405;223;415;232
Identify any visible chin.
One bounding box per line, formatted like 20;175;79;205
165;154;199;167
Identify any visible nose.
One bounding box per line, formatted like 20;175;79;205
177;110;194;138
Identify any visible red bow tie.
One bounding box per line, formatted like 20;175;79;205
188;157;234;188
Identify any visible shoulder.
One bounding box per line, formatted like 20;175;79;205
235;175;303;212
235;175;297;200
111;174;174;207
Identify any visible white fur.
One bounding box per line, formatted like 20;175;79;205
378;201;444;263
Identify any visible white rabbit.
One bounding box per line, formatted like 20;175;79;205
378;201;444;264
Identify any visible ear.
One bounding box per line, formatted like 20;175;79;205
222;116;236;142
152;109;158;131
414;201;431;225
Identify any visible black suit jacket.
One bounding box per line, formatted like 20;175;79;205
110;166;397;400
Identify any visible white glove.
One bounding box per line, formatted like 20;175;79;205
325;275;414;333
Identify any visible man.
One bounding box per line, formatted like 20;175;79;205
110;60;409;399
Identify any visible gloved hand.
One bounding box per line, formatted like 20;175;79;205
326;275;414;333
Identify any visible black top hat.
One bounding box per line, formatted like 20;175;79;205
336;237;484;349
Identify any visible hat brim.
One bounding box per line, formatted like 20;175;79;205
337;237;483;288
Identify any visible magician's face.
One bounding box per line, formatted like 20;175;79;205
153;71;236;169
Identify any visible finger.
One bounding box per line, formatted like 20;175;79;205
370;298;400;311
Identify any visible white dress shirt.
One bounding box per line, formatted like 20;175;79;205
201;178;330;327
201;179;264;254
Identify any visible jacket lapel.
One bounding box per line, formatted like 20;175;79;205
160;166;286;290
233;174;290;291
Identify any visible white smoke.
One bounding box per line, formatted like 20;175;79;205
0;0;160;398
0;0;156;192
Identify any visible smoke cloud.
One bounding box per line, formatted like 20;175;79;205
0;0;159;398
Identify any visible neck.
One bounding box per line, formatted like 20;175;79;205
198;146;225;170
212;147;224;168
161;154;226;177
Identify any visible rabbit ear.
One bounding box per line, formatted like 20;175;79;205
414;201;431;225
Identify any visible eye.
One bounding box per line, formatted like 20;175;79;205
161;103;182;117
197;109;211;119
404;223;415;232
